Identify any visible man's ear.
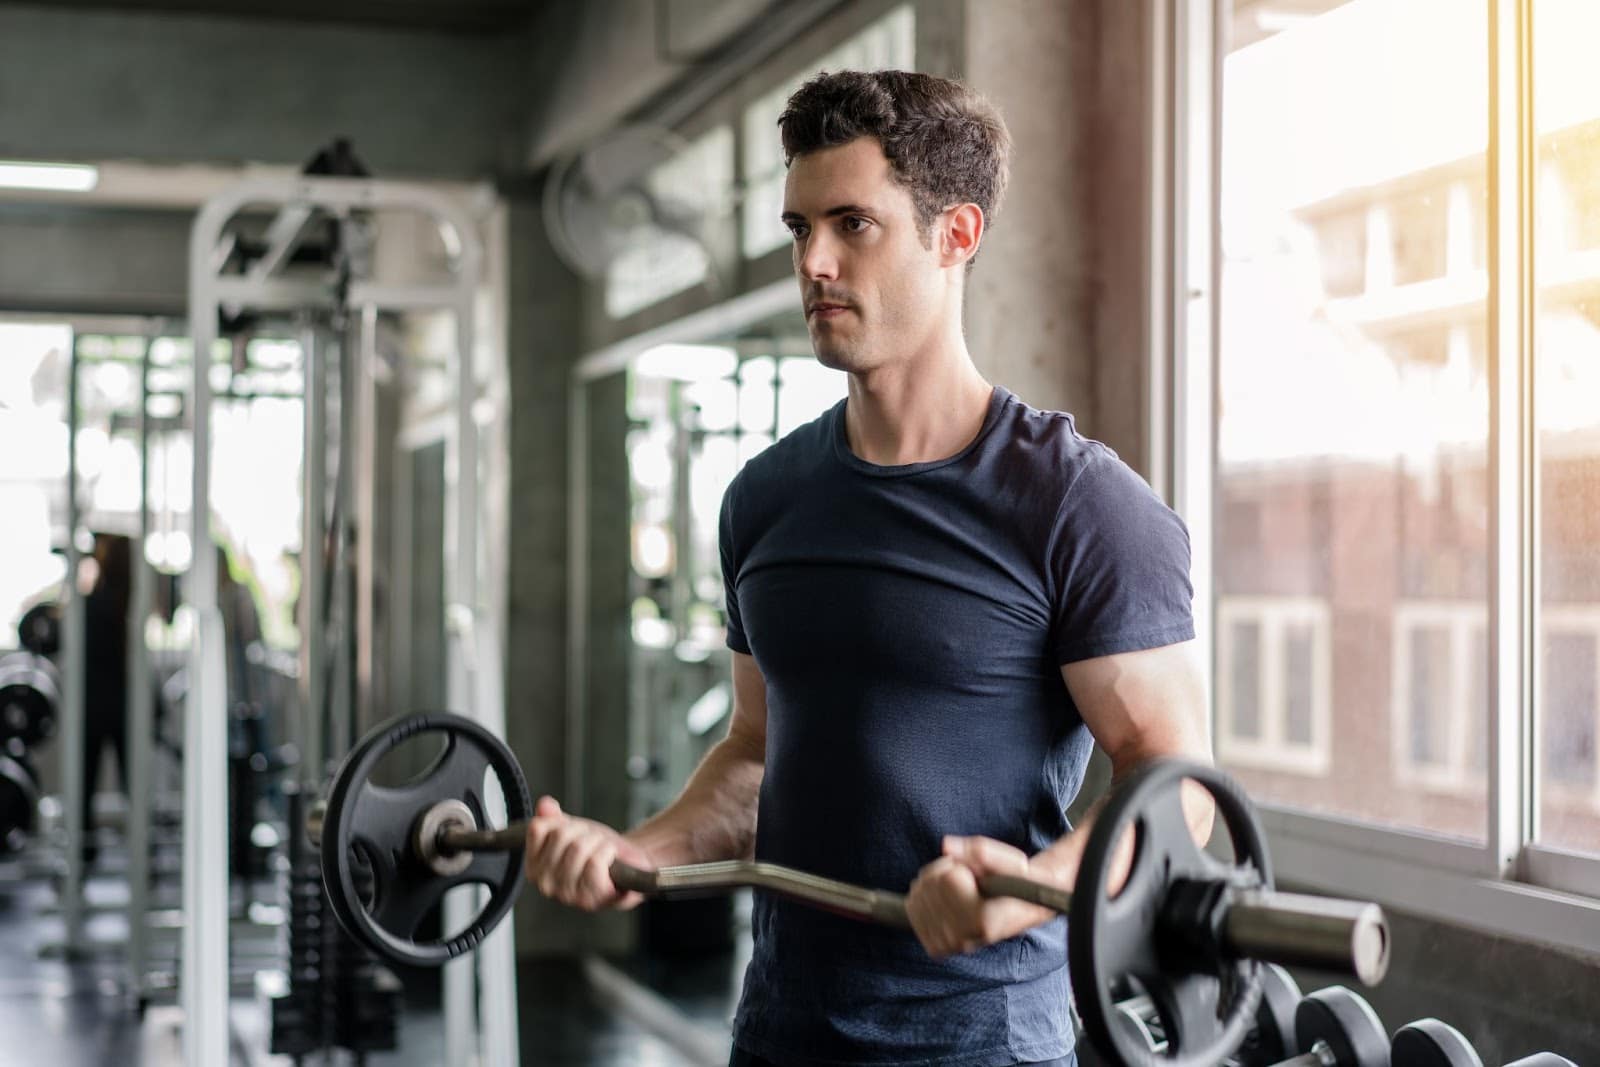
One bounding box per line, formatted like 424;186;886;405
940;203;985;266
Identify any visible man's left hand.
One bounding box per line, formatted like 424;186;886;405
905;836;1062;959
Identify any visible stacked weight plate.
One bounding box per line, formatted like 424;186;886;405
269;782;330;1057
330;848;401;1055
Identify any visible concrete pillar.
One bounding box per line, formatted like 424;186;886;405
502;186;587;953
961;0;1154;474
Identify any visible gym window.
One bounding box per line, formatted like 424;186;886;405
604;124;735;320
738;4;916;262
1177;0;1600;947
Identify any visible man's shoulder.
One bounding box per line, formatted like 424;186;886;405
726;400;840;504
987;389;1116;483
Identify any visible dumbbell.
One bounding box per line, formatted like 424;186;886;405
1391;1018;1581;1067
0;651;60;745
1110;963;1303;1065
1112;982;1389;1067
0;745;41;855
17;602;60;657
1278;987;1390;1067
1237;962;1304;1065
1393;1019;1479;1067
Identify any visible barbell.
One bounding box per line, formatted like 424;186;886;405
310;712;1391;1067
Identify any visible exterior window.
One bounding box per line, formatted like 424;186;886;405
1390;603;1487;797
1542;610;1600;836
1216;597;1331;776
1216;0;1490;840
1535;1;1600;852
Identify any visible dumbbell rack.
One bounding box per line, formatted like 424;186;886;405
1089;968;1582;1067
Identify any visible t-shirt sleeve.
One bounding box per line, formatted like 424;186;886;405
719;480;751;655
1050;452;1195;664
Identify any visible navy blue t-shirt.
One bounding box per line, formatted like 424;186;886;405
720;386;1194;1066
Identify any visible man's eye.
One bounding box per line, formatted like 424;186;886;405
844;217;870;233
788;225;809;239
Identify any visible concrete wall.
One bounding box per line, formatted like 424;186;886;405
0;203;190;316
0;3;527;179
523;0;777;165
498;181;638;955
499;185;585;953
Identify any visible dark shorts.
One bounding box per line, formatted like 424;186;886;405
729;1049;1078;1067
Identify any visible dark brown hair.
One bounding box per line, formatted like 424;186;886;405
778;70;1011;261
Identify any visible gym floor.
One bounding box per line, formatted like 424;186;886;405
0;845;746;1066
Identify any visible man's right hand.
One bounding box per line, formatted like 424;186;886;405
523;796;653;912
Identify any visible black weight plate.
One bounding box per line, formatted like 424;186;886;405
1392;1018;1483;1067
1296;986;1389;1067
320;711;532;968
1070;759;1270;1067
17;603;60;657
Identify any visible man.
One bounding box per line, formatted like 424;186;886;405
525;70;1212;1067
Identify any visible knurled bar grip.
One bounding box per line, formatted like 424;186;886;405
439;823;1386;983
440;826;913;925
611;859;913;928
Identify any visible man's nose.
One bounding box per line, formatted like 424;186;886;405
797;232;838;281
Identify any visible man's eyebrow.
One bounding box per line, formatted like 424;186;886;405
780;203;878;223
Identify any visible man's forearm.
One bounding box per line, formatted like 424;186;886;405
622;732;765;867
1031;756;1216;890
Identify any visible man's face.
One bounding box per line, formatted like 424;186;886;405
782;137;945;373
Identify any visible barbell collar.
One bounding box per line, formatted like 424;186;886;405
1223;889;1390;986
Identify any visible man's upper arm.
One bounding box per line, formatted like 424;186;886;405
1061;640;1210;771
727;651;769;758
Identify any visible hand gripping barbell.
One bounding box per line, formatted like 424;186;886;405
309;712;1391;1067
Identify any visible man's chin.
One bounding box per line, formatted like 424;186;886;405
812;346;853;372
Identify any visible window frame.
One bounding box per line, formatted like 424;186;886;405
1169;0;1600;953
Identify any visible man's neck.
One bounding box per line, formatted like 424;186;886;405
843;344;994;466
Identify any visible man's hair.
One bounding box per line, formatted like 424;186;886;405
777;70;1011;260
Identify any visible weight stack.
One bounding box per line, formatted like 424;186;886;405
331;846;401;1054
268;782;328;1058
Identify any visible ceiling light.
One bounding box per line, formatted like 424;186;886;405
0;161;99;192
635;343;739;382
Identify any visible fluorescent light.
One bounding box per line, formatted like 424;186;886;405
0;161;99;192
634;343;738;382
1254;11;1316;33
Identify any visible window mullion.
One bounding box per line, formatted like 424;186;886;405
1486;0;1535;876
1172;0;1217;739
